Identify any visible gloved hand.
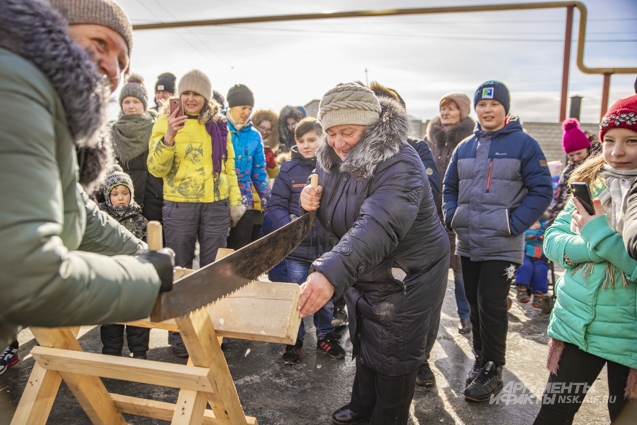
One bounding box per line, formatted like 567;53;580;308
265;147;276;169
136;248;175;293
230;204;246;227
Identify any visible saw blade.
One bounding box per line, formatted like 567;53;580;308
150;211;315;321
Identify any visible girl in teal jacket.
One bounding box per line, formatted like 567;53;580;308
534;95;637;424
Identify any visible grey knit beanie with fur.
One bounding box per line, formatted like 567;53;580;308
318;83;381;131
49;0;133;55
178;70;212;102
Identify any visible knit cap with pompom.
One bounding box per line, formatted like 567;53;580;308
318;82;381;131
103;164;134;201
119;73;148;112
561;117;590;154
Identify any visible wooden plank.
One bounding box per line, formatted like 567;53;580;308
10;363;62;425
58;369;127;425
177;309;247;425
30;346;216;392
30;327;83;350
110;394;258;425
171;389;209;425
123;281;302;344
27;328;128;425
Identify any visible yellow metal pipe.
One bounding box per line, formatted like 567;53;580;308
133;1;637;76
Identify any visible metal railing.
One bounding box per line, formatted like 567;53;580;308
134;2;637;121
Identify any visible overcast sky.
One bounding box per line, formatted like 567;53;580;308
117;0;636;124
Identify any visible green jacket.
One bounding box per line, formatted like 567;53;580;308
0;42;163;346
544;183;637;369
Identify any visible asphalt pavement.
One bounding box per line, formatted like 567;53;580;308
0;269;629;425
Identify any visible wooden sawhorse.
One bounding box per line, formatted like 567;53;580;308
10;263;301;425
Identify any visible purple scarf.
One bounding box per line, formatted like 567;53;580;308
205;118;229;179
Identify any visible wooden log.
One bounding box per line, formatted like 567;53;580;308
30;346;217;392
123;280;302;344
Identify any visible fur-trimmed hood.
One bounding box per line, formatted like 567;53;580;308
317;97;411;180
0;0;113;193
252;109;280;152
426;115;475;149
279;105;305;150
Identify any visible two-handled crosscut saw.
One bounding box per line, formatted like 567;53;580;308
148;174;318;322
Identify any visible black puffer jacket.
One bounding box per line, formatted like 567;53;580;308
310;98;449;376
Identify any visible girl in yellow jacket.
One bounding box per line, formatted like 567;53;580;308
148;70;243;357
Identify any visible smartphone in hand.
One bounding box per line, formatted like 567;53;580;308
169;98;183;117
571;182;595;215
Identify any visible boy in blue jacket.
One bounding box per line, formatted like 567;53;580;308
262;118;345;365
443;81;553;402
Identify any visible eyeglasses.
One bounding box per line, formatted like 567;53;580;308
258;126;272;134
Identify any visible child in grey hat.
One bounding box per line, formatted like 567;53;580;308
99;165;151;359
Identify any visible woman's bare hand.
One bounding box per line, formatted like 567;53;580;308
300;184;323;211
163;106;187;146
297;271;334;317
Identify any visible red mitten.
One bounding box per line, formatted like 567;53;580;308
265;148;276;169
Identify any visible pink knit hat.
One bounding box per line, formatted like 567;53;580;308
561;118;590;154
440;93;471;120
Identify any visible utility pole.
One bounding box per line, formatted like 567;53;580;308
365;67;369;86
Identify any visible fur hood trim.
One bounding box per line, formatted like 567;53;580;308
252;109;280;152
426;116;476;149
279;105;305;148
0;0;112;193
317;97;410;180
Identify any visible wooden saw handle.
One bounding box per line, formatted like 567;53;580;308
310;174;318;189
147;221;163;251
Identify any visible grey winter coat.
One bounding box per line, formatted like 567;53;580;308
0;0;163;347
310;98;449;376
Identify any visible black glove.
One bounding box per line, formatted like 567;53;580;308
136;248;175;293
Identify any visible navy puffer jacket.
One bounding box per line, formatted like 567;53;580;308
443;118;553;264
262;146;333;261
310;98;449;376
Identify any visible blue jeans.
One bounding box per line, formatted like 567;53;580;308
515;256;549;293
287;259;334;341
453;268;471;320
268;260;288;282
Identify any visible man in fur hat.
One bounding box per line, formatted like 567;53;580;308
0;0;173;347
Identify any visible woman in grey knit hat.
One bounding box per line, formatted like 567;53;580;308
147;70;243;358
299;82;450;425
111;74;163;223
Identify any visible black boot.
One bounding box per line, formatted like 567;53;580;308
416;361;436;386
458;318;472;334
464;361;503;402
331;405;371;424
465;356;483;385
